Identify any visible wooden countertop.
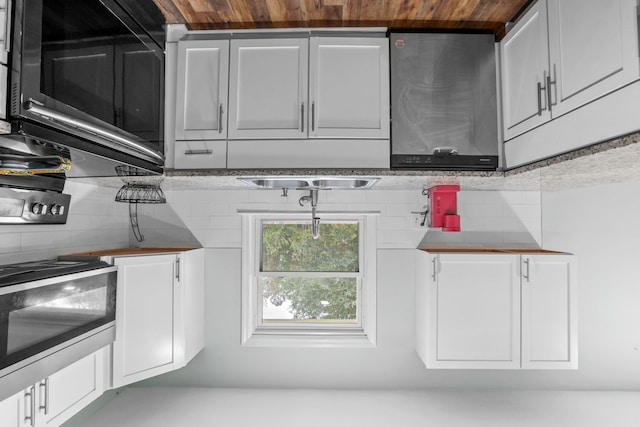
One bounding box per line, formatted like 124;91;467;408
417;246;565;254
66;247;198;256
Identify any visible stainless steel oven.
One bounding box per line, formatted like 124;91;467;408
0;259;117;401
6;0;165;175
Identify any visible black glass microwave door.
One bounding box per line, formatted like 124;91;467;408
0;271;116;369
39;0;162;143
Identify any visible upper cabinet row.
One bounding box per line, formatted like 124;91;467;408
175;37;390;142
501;0;640;167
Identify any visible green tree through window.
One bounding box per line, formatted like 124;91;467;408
261;221;359;322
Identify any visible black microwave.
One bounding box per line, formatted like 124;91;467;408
6;0;165;175
0;259;117;401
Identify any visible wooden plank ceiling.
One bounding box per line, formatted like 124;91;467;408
152;0;534;38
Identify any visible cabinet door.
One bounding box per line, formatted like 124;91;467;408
500;0;551;140
112;254;177;388
0;390;24;427
309;37;389;139
175;40;229;140
521;255;577;369
175;248;205;366
546;0;640;118
228;38;308;139
427;254;521;369
40;348;106;426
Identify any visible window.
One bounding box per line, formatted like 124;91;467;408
241;212;377;347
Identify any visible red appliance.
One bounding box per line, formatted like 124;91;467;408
427;185;460;232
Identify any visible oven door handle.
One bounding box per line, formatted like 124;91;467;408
24;100;164;165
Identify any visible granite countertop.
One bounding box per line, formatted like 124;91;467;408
72;130;640;192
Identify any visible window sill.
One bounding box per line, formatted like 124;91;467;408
242;333;376;348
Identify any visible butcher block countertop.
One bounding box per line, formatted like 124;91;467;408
65;247;198;257
417;245;565;254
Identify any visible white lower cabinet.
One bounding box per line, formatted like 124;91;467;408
416;250;577;369
0;348;106;427
110;249;205;388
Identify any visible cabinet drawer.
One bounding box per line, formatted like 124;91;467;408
174;140;227;169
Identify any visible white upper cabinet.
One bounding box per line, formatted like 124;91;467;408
112;254;176;388
309;37;389;139
501;0;640;141
501;0;551;139
419;252;521;369
175;40;229;140
228;38;308;139
111;250;204;388
521;254;578;369
416;250;578;370
0;349;106;427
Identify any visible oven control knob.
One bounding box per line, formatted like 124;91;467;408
31;203;46;215
49;204;64;216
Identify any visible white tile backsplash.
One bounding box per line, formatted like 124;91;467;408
0;183;544;261
133;188;541;250
0;181;130;265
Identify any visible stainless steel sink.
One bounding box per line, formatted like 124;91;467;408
241;178;311;189
238;176;379;190
310;178;375;189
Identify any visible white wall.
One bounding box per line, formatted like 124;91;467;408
541;177;640;390
0;181;130;265
81;388;640;427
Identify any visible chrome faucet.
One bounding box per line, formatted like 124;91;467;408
299;189;320;239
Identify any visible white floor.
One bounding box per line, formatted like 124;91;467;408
79;388;640;427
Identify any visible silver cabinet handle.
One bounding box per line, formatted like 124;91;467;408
176;256;180;281
311;101;315;131
537;72;547;116
547;65;557;110
39;378;49;415
537;82;542;116
523;258;530;282
184;149;213;156
300;102;305;132
431;256;437;281
24;385;35;426
218;104;223;133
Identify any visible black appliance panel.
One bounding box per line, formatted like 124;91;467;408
9;0;165;172
0;260;117;370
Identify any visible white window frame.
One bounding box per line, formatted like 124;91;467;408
240;211;377;347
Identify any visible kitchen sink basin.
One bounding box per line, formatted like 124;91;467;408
238;176;379;190
310;178;375;189
241;179;311;189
